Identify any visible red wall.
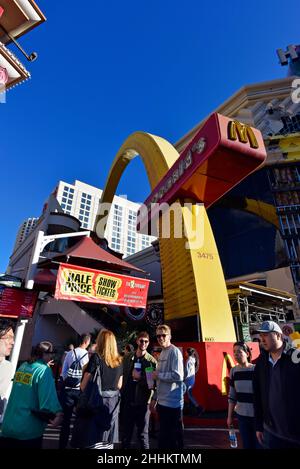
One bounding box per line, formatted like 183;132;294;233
176;341;260;411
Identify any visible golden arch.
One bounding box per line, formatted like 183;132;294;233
221;353;236;395
94;131;236;342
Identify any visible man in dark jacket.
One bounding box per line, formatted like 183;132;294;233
121;331;157;449
253;320;300;448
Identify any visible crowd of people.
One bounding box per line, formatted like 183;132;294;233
227;321;300;449
0;318;299;449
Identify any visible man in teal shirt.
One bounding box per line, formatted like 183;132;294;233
1;341;63;448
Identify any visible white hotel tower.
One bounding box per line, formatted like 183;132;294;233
55;179;155;257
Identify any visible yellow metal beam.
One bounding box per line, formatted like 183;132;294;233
245;199;279;228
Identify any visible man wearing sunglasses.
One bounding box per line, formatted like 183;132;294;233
151;324;184;449
121;331;157;449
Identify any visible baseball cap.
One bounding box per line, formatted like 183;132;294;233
255;321;282;334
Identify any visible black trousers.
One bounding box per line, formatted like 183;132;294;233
122;403;150;449
0;436;43;449
59;388;80;449
157;404;184;449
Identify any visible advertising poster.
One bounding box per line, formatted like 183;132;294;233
55;263;150;308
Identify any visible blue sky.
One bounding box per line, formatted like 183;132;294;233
0;0;299;272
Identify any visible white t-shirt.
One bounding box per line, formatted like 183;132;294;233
0;359;14;422
61;347;89;380
185;356;196;380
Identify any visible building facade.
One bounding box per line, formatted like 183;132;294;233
12;217;39;251
55;179;155;258
174;50;300;313
126;48;300;341
0;1;45;95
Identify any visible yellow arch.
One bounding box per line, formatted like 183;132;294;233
95;132;179;222
245;199;279;228
221;353;236;395
94;131;236;342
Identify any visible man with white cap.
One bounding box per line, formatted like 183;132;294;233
253;320;300;448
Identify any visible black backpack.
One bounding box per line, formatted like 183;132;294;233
64;349;88;389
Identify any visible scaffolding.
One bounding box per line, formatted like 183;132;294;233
267;163;300;305
228;282;294;341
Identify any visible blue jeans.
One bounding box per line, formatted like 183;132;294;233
185;377;200;409
187;386;200;408
237;414;261;449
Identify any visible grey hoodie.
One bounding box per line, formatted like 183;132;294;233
155;344;184;408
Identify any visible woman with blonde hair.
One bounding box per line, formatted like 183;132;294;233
71;329;123;449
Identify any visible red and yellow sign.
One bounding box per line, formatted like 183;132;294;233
55;263;150;308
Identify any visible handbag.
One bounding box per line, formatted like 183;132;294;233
76;364;118;431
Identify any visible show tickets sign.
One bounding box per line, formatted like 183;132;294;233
55;263;150;308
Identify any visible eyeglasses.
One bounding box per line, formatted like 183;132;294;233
156;334;167;338
139;339;149;343
0;334;14;342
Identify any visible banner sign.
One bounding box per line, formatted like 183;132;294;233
55;263;150;308
0;286;38;318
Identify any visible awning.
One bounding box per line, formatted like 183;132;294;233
38;236;145;274
227;281;294;302
0;1;46;44
33;268;57;291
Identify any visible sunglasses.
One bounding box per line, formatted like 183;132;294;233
139;339;149;343
156;334;167;338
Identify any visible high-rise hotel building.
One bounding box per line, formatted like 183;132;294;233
12;217;39;251
54;180;155;257
12;179;155;261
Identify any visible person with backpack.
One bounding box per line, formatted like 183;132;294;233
71;329;123;449
59;333;91;449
